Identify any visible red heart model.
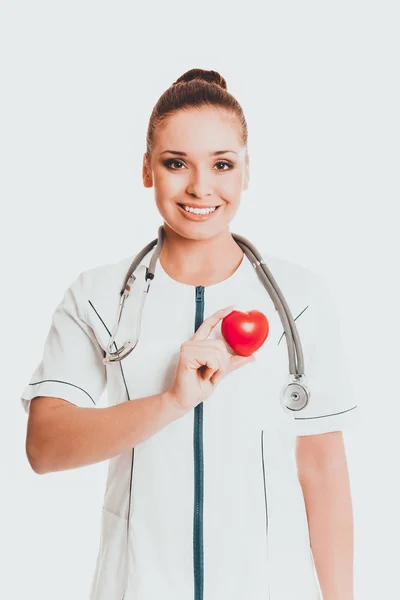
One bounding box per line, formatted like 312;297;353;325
221;310;269;357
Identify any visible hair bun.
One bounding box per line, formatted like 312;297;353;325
173;68;227;90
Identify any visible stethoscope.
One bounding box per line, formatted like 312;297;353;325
102;225;310;413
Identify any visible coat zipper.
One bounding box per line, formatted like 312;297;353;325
194;285;205;600
261;429;271;599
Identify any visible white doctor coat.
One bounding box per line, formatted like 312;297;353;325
21;246;360;600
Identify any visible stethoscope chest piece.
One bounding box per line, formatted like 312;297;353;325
280;376;310;413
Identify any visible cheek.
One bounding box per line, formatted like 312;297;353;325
154;171;183;197
217;170;244;197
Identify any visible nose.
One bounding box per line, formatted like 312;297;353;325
186;167;213;199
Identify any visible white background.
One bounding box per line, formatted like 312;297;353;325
1;1;398;598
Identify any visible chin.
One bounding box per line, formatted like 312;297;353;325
163;218;226;242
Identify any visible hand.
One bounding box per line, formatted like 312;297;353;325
167;306;256;412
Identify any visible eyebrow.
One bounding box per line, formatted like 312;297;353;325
160;150;238;156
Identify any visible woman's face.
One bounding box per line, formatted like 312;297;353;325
143;107;249;241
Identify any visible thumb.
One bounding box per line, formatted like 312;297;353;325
229;353;256;372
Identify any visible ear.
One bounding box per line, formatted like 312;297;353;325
243;152;250;191
142;154;153;188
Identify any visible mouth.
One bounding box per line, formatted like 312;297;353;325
177;203;221;221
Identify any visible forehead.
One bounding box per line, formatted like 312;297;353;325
155;108;243;153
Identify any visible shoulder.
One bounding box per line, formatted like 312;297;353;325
258;249;320;300
85;254;137;292
258;250;338;333
64;252;144;329
75;252;141;299
63;252;147;346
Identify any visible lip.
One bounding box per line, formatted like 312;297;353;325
177;203;221;221
177;203;221;209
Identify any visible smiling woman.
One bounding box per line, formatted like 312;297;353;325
141;69;249;279
21;67;359;600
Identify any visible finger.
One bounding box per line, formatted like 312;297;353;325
185;339;230;356
180;343;226;367
191;305;236;342
201;355;222;381
227;353;256;373
210;355;230;386
203;365;218;381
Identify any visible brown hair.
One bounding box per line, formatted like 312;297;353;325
145;68;248;164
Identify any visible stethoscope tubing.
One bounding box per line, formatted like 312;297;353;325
105;225;310;411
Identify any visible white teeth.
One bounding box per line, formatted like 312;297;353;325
181;205;217;215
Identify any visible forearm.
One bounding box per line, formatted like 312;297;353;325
28;391;188;474
297;461;354;600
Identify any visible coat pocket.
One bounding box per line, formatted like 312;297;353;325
89;508;128;600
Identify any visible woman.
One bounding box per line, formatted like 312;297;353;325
22;69;359;600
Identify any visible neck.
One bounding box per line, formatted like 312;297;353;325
158;223;244;286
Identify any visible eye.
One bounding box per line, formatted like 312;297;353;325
163;159;186;170
215;161;234;171
163;158;234;171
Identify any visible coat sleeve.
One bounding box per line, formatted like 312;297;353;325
290;269;361;436
20;269;107;413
